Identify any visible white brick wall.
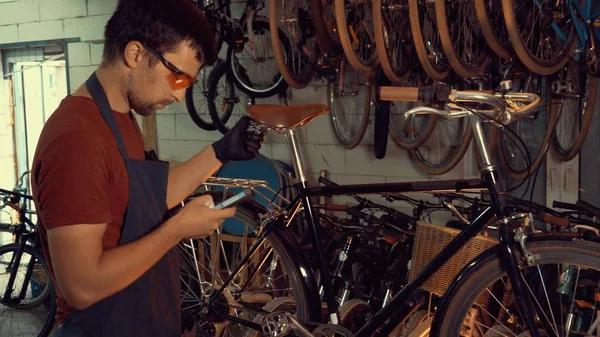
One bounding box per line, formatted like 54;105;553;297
0;0;40;26
87;0;118;16
39;0;87;21
0;24;18;44
67;42;90;67
63;15;110;41
18;20;64;41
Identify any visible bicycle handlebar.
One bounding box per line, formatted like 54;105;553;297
377;82;540;125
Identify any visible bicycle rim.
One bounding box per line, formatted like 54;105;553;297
177;193;311;336
502;0;577;75
0;243;56;337
269;0;317;89
408;0;450;80
227;20;288;98
372;0;412;84
433;240;600;337
334;0;379;73
329;60;373;149
435;0;490;78
549;61;598;162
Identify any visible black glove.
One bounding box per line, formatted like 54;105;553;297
212;116;266;163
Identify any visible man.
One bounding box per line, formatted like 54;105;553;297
31;0;264;336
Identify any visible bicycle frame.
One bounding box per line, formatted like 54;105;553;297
203;110;554;336
542;0;600;60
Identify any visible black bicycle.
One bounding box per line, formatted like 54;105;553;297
176;81;600;337
0;172;56;337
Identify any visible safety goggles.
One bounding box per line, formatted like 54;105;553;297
143;43;197;90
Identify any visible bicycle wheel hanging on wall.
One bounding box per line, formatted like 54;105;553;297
549;60;598;162
207;61;255;135
473;0;513;59
269;0;319;89
328;59;373;149
435;0;490;78
372;0;413;84
185;61;221;131
408;0;450;81
502;0;576;75
227;19;289;98
310;0;344;56
334;0;379;73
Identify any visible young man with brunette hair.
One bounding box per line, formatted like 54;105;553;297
31;0;264;336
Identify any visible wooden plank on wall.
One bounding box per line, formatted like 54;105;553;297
142;114;157;153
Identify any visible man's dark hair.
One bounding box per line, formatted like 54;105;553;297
103;0;218;67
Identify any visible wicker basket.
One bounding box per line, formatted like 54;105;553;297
408;221;498;298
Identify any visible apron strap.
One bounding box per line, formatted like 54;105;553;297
86;72;130;160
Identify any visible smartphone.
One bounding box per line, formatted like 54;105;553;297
213;188;254;210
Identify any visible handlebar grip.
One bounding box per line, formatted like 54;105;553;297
379;83;451;105
542;213;570;227
379;87;420;102
576;200;600;218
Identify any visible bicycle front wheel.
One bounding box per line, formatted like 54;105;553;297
432;240;600;336
0;243;56;337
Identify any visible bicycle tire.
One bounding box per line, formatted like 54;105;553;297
207;61;255;135
435;0;490;78
0;243;56;337
334;0;379;73
549;64;598;162
227;20;289;98
185;62;221;131
372;0;412;84
178;192;313;335
473;0;513;59
408;0;450;81
431;240;600;336
494;76;557;180
328;60;373;149
410;117;473;176
269;0;317;89
310;0;344;56
502;0;576;75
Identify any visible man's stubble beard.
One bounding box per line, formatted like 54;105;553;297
126;74;156;117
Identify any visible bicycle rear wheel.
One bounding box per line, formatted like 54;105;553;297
432;240;600;337
408;0;450;80
185;61;221;131
372;0;412;84
334;0;379;73
435;0;490;78
207;61;255;135
502;0;577;75
549;61;598;162
269;0;318;89
329;59;373;149
178;192;313;336
227;20;289;98
0;243;56;337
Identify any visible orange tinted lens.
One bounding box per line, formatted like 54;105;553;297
167;73;195;90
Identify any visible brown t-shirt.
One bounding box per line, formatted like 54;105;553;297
31;95;145;324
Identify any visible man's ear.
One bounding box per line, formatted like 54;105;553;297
123;41;145;69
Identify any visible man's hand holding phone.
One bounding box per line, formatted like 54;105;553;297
165;194;236;241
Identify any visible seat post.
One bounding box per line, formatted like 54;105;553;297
286;128;308;187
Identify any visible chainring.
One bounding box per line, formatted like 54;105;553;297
312;324;355;337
